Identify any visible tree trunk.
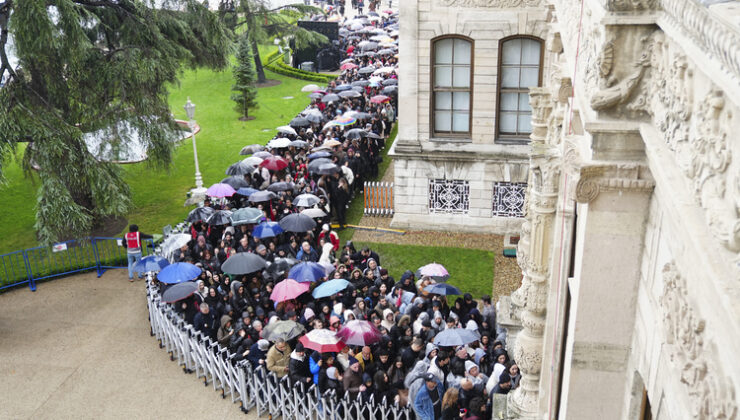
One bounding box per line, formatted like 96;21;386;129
250;37;266;83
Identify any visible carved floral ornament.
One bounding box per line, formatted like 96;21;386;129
437;0;540;6
660;262;737;420
574;164;655;203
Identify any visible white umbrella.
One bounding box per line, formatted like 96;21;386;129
295;193;321;207
268;137;292;148
373;66;395;75
301;84;321;92
301;208;327;218
243;156;263;167
276;126;298;136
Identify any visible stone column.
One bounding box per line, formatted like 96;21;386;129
394;0;421;153
508;88;560;418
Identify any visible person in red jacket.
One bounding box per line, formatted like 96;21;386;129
124;224;153;282
318;224;340;251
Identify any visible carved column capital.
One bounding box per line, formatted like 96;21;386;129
574;163;655;203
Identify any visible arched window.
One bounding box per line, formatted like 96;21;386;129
497;36;543;142
431;36;473;137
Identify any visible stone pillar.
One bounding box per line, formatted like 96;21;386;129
508;88;560;418
394;0;421;153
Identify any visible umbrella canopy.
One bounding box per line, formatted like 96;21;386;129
417;263;450;281
240;144;264;155
289;140;310;149
423;283;461;296
243;156;264;167
299;329;346;353
279;213;317;232
308;92;323;100
253;221;284;239
338;90;361;98
248;190;278;203
226;160;255;176
262;320;306;341
301;84;320;92
187;206;215;222
276;126;298;136
336;320;383;346
360;41;379;51
308;151;332;160
231;207;263;225
235;187;259;197
370;95;391;104
340;62;358;70
206;209;233;226
301;208;327;218
163;233;192;251
267;181;294;192
266;257;299;277
260;156;289;171
323;139;342;148
133;255;170;274
345;128;367;140
334;84;353;91
346;111;373;120
304;112;323;124
267;137;292;149
254;151;273;159
381;78;398;86
351;80;370;87
162;281;198;303
373;66;395;75
358;66;376;74
312;279;351;299
220;176;250;190
158;262;201;284
315;163;340;175
294;193;321;207
381;86;398;96
270;279;311;302
222;252;267;275
288;261;326;283
432;328;480;347
207;183;237;198
321;93;340;103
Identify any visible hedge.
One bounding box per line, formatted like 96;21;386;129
264;50;336;84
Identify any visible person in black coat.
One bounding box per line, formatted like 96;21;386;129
402;338;424;368
288;342;313;386
246;339;270;368
192;303;217;340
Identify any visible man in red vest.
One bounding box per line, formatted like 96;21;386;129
124;224;153;282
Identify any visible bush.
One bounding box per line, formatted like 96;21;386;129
264;51;335;84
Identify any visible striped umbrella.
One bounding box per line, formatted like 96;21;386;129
299;329;346;353
333;115;356;126
336;320;383;346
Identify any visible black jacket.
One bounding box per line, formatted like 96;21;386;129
288;353;312;385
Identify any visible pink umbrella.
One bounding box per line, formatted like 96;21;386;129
206;183;236;198
416;263;450;281
299;329;346;353
260;156;289;171
270;278;310;302
336;320;383;346
370;95;391;104
341;62;358;71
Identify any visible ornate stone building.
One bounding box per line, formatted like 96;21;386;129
398;0;740;419
390;0;550;233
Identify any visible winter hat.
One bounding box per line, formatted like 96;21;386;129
349;357;359;366
330;315;341;325
304;307;315;320
465;360;478;374
242;311;251;319
421;319;432;328
474;348;486;365
256;307;265;317
295;342;305;353
326;367;337;379
322;224;330;231
257;339;270;351
256;244;267;252
362;373;372;384
424;372;436;382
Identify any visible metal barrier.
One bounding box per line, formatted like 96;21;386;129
0;237;155;292
146;279;413;419
363;181;394;216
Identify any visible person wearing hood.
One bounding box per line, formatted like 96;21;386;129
359;372;375;402
266;338;292;378
430;310;445;335
381;308;395;331
217;314;234;347
309;351;323;385
318;224;340;251
353;297;370;320
399;270;417;294
289;342;313;385
300;307;316;328
473;348;491;377
246;339;270;368
296;241;319;262
319;366;343;395
486;348;509;394
318;241;335;265
427;350;450;386
464;360;488;392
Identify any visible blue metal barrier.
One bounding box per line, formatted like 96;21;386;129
0;237;157;292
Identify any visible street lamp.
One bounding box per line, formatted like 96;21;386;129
184;97;207;195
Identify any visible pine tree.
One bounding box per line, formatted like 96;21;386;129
231;33;259;120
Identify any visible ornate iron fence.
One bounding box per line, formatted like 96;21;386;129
146;279;412;419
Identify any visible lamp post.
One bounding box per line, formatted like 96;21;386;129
184;97;207;195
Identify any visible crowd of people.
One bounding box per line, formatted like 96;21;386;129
150;7;517;420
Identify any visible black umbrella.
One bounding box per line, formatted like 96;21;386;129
226;160;255;176
366;132;383;139
289;140;310;148
358;66;376;74
267;181;294;192
221;176;250;189
377;48;395;55
381;86;398;96
206;209;233;226
222;252;267;275
361;42;379;51
304;112;323;123
316;163;340;175
162;281;198;303
307;158;333;173
334;84;353;91
249;190;278;202
351;112;374;120
266;257;300;277
279;213;317;233
382;78;398;86
187;206;214;222
352;80;370;87
345;128;367;140
240;144;264;155
322;94;340;103
290;116;311;128
339;90;362;98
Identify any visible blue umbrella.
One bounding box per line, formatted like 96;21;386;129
312;279;350;299
253;222;284;239
289;262;326;283
157;262;202;284
236;187;259;197
423;283;461;296
308;151;332;160
133;255;170;274
432;328;480;347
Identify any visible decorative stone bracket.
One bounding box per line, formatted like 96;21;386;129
574;163;655;203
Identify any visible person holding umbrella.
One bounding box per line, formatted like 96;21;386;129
266;338;292;378
123;224;153;282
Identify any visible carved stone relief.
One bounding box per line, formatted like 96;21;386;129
660;262;738;420
437;0;540;6
603;0;659;12
574;164;655;203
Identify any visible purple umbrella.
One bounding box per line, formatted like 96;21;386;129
206;183;236;198
416;263;450;282
336;320;383;346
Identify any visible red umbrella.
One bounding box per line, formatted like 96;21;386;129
299;329;346;353
341;62;358;70
260;156;289;171
336;320;383;346
270;279;310;302
370;95;391;104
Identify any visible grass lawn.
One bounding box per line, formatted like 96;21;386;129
0;46;312;255
351;241;494;299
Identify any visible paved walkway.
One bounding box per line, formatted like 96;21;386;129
0;270;257;420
